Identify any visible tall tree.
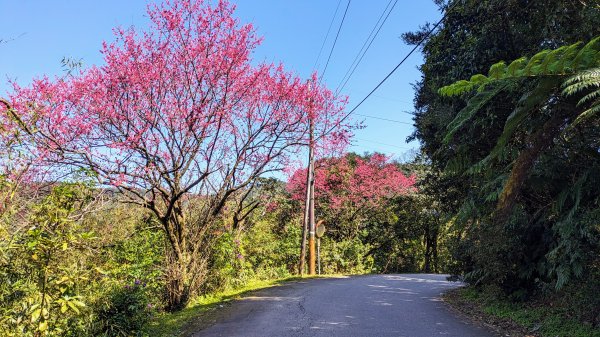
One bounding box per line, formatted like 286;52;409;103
5;0;350;310
405;0;600;292
287;153;416;240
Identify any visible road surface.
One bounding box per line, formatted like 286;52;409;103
192;274;494;337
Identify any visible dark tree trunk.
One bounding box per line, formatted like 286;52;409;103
424;224;432;273
495;104;576;223
432;234;439;273
165;251;191;311
160;212;193;312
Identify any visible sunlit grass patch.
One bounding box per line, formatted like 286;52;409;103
147;275;342;337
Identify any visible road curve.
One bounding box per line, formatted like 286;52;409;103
192;274;494;337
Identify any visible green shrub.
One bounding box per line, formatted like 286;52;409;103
320;236;373;274
0;183;94;336
90;281;153;337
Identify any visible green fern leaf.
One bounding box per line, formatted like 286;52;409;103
571;103;600;126
470;74;488;83
540;45;568;74
577;88;600;106
507;57;528;76
562;68;600;95
523;50;551;76
571;36;600;70
443;82;510;143
439;80;475;97
489;61;507;79
553;42;583;73
562;68;600;126
486;78;560;161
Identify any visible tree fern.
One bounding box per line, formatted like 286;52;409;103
485;78;562;162
439;38;600;136
439;36;600;149
563;68;600;125
439;36;600;97
442;82;514;143
437;36;600;228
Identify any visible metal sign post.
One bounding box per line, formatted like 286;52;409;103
315;220;326;276
317;238;321;275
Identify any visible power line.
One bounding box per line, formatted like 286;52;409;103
353;138;413;150
319;2;456;140
355;113;412;125
312;0;343;72
345;17;445;119
366;93;414;105
336;0;398;94
335;0;395;93
320;0;351;81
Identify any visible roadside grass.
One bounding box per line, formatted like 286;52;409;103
146;275;343;337
446;286;600;337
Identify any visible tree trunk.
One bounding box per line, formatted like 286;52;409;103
432;234;438;273
165;250;191;311
424;223;432;273
161;212;193;312
495;105;575;223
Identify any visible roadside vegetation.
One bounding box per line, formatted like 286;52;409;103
1;0;599;336
406;0;600;335
445;282;600;337
0;3;435;335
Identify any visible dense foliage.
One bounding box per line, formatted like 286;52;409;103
4;0;350;311
1;0;431;333
405;0;600;326
3;0;598;335
287;153;416;240
0;162;438;336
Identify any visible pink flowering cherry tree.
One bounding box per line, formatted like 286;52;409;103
287;153;416;238
5;0;350;310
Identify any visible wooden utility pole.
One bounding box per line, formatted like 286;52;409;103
298;79;317;276
298;137;312;275
298;82;315;275
308;114;316;275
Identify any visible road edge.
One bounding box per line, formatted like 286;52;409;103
442;287;538;337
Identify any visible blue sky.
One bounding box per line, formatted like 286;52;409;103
0;0;442;160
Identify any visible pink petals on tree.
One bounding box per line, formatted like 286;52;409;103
2;0;352;309
5;0;350;192
287;153;416;213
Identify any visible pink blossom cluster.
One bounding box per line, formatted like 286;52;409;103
2;0;351;195
287;153;416;212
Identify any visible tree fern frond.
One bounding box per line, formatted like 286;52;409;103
467;156;492;175
563;67;600;86
507;57;528;76
487;78;561;160
443;83;510;143
439;37;599;97
472;74;490;92
571;103;600;126
552;42;583;73
438;80;475;96
524;49;551;75
562;68;600;96
564;79;600;96
578;88;600;106
540;45;569;73
489;61;507;79
444;150;474;174
562;68;600;126
570;36;600;70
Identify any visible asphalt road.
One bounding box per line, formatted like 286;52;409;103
191;274;495;337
